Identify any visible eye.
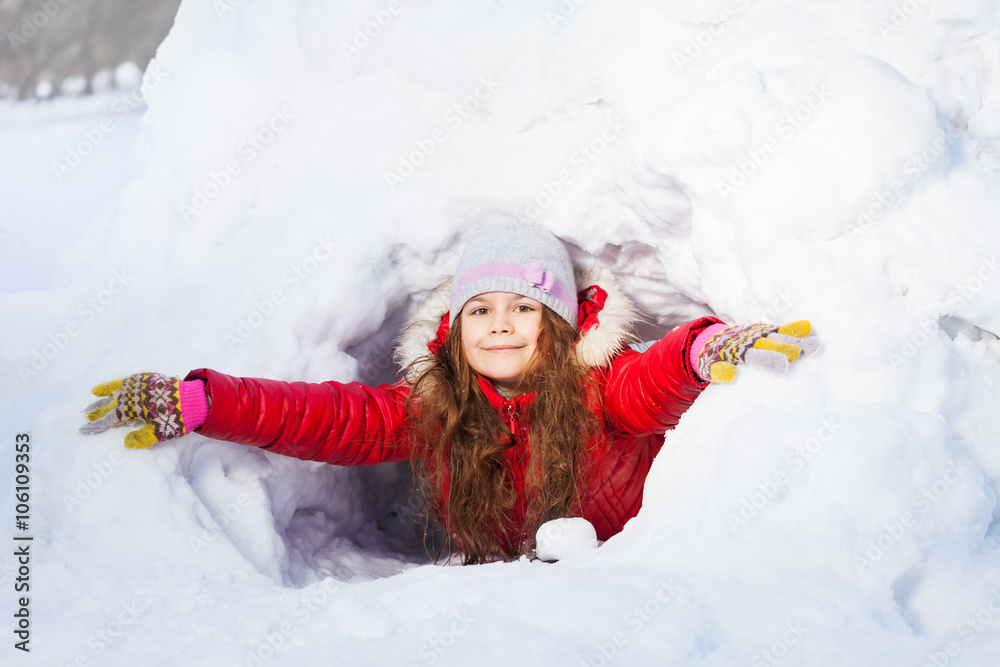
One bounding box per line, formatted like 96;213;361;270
469;307;489;316
514;304;535;313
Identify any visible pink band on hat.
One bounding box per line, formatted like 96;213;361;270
451;261;577;313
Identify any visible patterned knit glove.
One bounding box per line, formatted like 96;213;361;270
695;320;820;383
79;372;209;449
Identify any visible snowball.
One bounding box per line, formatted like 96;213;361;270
535;518;599;561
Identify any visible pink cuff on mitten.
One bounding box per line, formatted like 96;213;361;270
179;379;209;431
690;323;728;381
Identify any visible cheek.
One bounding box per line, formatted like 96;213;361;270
459;319;477;356
527;316;543;347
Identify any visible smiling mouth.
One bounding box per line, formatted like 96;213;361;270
484;345;523;352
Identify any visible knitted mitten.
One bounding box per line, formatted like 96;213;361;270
79;372;209;449
694;320;820;383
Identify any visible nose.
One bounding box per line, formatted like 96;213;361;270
489;312;511;334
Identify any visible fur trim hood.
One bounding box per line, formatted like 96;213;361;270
394;265;639;382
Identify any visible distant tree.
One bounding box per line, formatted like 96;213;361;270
0;0;182;99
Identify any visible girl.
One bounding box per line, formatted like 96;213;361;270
80;223;815;564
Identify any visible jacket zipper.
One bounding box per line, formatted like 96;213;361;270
507;403;516;436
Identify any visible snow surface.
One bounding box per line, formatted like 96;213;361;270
3;0;1000;665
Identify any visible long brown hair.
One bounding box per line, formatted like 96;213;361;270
404;305;601;564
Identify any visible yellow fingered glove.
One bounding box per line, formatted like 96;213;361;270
698;321;819;383
80;372;190;449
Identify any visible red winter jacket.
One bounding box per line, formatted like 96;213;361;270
185;315;719;546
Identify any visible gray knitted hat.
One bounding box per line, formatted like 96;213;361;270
449;223;577;329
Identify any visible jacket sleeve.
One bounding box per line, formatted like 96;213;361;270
183;368;413;465
600;316;722;436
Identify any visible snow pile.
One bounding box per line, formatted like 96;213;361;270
3;0;1000;665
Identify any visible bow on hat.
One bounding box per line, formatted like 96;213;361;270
524;261;554;292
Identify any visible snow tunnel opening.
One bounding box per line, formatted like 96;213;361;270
272;237;712;584
276;459;444;586
266;299;448;587
344;291;447;555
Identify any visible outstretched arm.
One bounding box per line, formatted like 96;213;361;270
184;368;413;465
601;316;721;436
81;369;414;466
602;317;820;436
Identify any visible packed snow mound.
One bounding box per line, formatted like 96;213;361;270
3;0;1000;665
536;518;600;562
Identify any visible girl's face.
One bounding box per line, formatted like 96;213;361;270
460;291;542;395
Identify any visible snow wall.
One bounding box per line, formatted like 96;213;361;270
3;0;1000;665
